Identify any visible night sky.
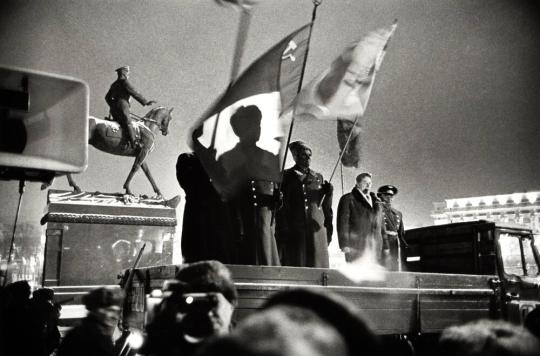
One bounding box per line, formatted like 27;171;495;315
1;0;539;249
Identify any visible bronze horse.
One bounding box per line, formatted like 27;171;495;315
66;106;174;197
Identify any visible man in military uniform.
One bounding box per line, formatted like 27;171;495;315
105;65;156;149
276;141;333;268
377;185;407;271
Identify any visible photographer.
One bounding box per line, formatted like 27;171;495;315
141;260;237;356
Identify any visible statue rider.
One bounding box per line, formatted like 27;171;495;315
105;65;156;149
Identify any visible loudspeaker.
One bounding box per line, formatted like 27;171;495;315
0;66;89;182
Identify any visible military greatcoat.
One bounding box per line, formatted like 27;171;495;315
276;166;333;268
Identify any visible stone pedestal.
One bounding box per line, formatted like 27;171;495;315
41;189;177;287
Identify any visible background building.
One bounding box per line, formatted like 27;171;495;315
432;191;540;234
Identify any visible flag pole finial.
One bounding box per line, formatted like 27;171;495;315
313;0;322;6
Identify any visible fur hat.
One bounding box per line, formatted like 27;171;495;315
82;287;124;311
174;260;237;305
288;140;312;154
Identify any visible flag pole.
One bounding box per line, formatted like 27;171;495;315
317;115;360;207
328;115;361;183
279;0;321;175
210;5;254;149
322;19;398;195
271;0;322;226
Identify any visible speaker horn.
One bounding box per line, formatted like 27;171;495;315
0;65;89;183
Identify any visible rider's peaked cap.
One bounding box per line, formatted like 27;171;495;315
262;288;381;356
174;260;238;305
115;65;130;73
377;185;398;196
82;286;124;311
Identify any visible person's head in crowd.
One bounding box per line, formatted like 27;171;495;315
356;172;372;194
525;308;540;339
173;260;237;336
82;286;124;335
32;287;54;302
197;288;381;356
377;185;398;205
438;318;540;356
289;141;312;171
141;261;237;356
3;280;31;306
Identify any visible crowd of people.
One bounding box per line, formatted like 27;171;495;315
178;139;408;271
2;261;540;356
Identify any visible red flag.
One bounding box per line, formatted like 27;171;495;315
292;21;397;122
190;24;311;200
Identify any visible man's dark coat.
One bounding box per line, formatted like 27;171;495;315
337;189;385;262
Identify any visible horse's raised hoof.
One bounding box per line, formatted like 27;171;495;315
165;195;181;208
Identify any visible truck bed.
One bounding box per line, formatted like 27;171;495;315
126;264;497;335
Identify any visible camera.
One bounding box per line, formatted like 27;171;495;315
145;280;221;341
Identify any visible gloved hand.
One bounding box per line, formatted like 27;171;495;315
322;180;333;195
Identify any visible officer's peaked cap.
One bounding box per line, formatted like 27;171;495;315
377;185;398;196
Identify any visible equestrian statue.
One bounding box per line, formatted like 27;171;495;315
56;66;177;205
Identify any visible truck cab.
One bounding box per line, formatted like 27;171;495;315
405;220;540;324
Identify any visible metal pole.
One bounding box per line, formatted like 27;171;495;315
279;0;321;174
2;180;25;287
271;0;322;226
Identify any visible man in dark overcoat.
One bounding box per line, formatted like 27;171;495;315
337;172;385;263
176;152;237;264
105;65;156;148
276;141;333;268
378;185;407;271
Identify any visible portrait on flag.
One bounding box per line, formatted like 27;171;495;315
293;21;397;122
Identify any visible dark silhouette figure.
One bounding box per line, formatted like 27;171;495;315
27;288;61;356
176;153;237;264
218;105;281;266
0;280;31;356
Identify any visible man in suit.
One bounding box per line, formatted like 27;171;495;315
377;185;407;271
105;65;156;149
276;140;333;268
337;172;385;263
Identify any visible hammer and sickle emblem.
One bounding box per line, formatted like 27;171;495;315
282;40;298;62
